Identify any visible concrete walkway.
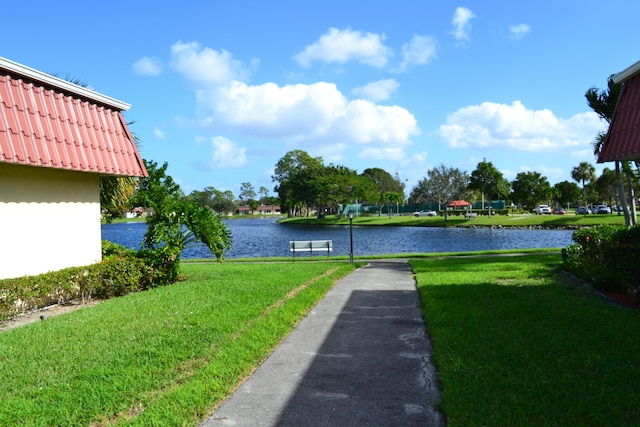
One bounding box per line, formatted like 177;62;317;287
200;261;444;427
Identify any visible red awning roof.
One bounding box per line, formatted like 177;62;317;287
447;199;471;207
598;68;640;163
0;57;146;177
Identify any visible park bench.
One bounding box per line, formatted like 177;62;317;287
464;212;478;219
289;240;333;256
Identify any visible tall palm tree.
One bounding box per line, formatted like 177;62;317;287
571;161;596;203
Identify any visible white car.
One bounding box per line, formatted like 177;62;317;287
413;210;437;217
535;205;552;215
594;205;612;214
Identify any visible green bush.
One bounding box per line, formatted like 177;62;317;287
602;226;640;299
562;225;640;295
0;241;182;321
137;246;182;287
101;240;136;259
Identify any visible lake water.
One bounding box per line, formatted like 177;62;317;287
101;217;575;259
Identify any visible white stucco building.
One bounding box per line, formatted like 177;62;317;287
0;57;146;279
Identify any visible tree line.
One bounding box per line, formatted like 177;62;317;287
99;71;639;227
270;151;638;220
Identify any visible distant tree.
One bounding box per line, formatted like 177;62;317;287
239;182;257;203
553;180;582;208
510;171;552;210
594;168;618;206
409;164;469;220
272;150;324;217
215;190;237;215
311;164;370;218
362;168;405;216
468;158;510;213
571;162;596;203
382;191;404;217
258;186;270;204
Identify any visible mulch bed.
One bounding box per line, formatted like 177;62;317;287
600;291;640;309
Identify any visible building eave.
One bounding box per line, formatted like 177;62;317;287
613;59;640;84
0;56;130;111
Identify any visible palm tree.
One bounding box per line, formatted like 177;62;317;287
571;162;596;204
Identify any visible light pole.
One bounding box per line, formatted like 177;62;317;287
348;210;354;263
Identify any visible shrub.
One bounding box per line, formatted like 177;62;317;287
562;225;640;296
101;240;135;259
137;246;182;287
602;226;640;299
0;242;168;321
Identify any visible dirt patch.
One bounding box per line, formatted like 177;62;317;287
0;300;100;333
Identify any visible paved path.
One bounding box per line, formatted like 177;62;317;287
200;261;444;427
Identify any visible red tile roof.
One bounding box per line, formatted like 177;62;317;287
0;57;147;177
598;62;640;163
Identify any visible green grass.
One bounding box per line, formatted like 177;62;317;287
0;262;359;426
410;254;640;426
282;212;626;228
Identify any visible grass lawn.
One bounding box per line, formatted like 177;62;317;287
3;254;639;426
282;212;627;228
0;262;359;426
411;254;640;426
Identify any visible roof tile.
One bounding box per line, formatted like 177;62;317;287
599;73;640;163
0;70;146;177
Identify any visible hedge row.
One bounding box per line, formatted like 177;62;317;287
0;242;180;322
562;225;640;302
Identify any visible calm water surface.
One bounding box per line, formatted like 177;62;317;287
101;217;574;259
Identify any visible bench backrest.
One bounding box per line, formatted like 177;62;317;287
289;240;332;250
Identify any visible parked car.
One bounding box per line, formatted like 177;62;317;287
413;210;437;217
553;208;566;215
535;205;552;215
576;206;592;215
594;205;612;214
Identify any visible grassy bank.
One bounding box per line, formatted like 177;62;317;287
411;254;640;425
281;212;626;228
0;262;359;426
3;254;639;425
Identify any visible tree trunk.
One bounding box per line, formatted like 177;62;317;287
625;164;637;226
616;161;631;226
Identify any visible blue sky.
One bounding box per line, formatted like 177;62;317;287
3;1;638;199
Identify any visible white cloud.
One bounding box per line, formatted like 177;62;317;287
170;41;253;85
197;80;419;147
352;79;399;101
358;146;404;161
210;136;246;168
397;35;437;71
167;40;420;166
451;7;475;46
509;23;531;39
133;57;163;76
333;100;418;144
294;27;392;68
153;128;166;139
439;101;606;152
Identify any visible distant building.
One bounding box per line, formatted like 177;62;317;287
0;57;146;279
236;205;281;215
